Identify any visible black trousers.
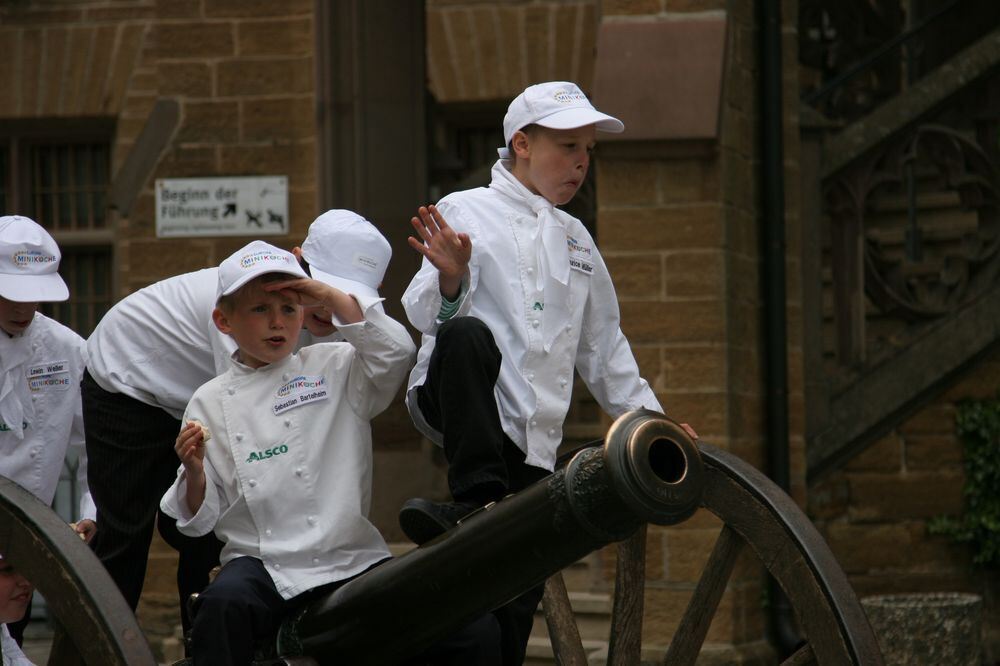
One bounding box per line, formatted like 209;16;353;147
416;316;550;666
191;556;502;666
82;370;223;635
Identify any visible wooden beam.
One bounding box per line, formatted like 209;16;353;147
808;285;1000;479
107;98;179;217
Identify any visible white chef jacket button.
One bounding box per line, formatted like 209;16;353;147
527;373;534;382
548;428;556;437
295;468;303;476
29;450;36;458
235;433;244;441
31;395;37;401
274;563;281;570
530;420;537;427
265;529;272;537
532;320;540;328
565;324;572;332
248;479;257;488
228;388;235;395
282;373;290;381
526;267;534;274
307;516;316;526
312;557;320;564
284;419;291;428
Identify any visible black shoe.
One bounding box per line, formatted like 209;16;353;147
399;498;481;545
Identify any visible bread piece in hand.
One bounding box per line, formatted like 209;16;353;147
187;419;212;443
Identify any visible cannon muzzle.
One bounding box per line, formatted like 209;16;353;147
279;410;703;664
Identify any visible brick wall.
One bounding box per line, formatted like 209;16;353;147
810;347;1000;658
587;0;804;659
0;0;319;298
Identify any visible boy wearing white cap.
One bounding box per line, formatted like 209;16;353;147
0;215;96;646
401;82;678;664
160;242;495;664
82;211;392;638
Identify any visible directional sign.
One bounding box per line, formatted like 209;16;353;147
155;176;288;238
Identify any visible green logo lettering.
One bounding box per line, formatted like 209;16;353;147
245;444;289;464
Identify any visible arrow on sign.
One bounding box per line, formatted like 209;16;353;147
223;203;237;217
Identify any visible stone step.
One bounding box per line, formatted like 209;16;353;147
531;590;613;643
524;635;609;666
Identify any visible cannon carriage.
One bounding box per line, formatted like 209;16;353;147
0;411;882;665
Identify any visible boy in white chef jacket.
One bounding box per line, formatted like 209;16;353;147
400;82;695;665
83;209;392;637
160;242;499;665
0;215;95;646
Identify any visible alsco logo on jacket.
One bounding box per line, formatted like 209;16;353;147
246;444;289;463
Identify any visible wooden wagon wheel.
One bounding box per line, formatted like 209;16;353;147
0;475;156;666
542;440;883;666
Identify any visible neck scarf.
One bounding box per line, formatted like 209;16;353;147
0;323;35;440
489;160;570;352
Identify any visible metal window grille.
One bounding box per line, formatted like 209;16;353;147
42;245;112;337
31;142;109;232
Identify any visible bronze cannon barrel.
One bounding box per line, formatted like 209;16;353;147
278;410;704;664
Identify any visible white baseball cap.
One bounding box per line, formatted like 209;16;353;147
0;215;69;303
217;240;307;298
498;81;625;158
301;209;391;300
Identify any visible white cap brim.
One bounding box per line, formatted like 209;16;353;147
220;267;306;297
534;107;624;133
498;108;624;158
311;266;379;300
0;273;69;302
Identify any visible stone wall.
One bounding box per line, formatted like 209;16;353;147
810;347;1000;660
588;0;803;659
0;0;319;297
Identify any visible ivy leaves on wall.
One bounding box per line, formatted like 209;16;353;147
929;394;1000;569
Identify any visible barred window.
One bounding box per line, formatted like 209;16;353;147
32;142;110;233
0;121;115;337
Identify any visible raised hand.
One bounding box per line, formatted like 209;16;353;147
408;205;471;291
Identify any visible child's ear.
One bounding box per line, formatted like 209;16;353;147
212;307;232;335
511;130;531;160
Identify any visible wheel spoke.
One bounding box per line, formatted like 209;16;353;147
608;526;647;666
663;524;744;666
781;643;817;665
542;572;588;666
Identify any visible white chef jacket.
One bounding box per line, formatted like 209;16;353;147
85;268;237;419
0;313;94;520
1;625;34;666
160;296;415;600
402;160;662;472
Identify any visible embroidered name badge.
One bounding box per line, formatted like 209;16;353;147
566;235;594;275
273;375;328;415
27;361;68;377
27;360;71;392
